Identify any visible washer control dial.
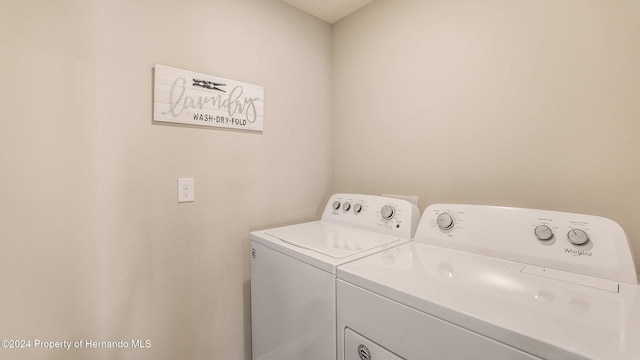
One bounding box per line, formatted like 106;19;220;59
534;225;554;241
332;201;341;210
353;204;362;214
437;213;455;230
381;205;395;220
568;229;589;245
343;202;351;212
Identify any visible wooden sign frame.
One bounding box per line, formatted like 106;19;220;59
153;64;264;132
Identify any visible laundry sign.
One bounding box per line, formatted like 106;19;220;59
153;64;264;131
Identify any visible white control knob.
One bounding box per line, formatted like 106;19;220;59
332;201;341;210
534;225;554;241
353;204;362;214
343;202;351;212
381;205;395;220
437;213;454;230
568;229;589;245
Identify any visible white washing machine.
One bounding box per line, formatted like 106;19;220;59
337;204;640;360
250;193;420;360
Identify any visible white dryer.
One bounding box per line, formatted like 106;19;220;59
250;194;420;360
337;204;640;360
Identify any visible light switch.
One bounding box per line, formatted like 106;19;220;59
178;178;194;203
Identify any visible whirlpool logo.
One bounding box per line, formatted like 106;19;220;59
564;248;592;257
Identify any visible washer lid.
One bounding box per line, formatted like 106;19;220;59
338;242;640;360
265;222;400;259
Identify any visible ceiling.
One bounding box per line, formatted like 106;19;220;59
281;0;375;24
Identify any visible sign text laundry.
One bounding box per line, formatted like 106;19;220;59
153;64;264;131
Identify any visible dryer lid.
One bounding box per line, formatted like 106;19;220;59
265;222;400;259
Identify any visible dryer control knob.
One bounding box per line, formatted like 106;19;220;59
332;201;341;210
381;205;395;220
534;225;554;241
343;202;351;212
437;213;455;230
568;229;589;245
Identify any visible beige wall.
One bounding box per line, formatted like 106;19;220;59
333;0;640;271
0;0;331;359
3;0;640;358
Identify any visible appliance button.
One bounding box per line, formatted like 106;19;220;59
381;205;395;220
437;213;454;230
534;225;554;241
353;203;362;214
568;229;589;245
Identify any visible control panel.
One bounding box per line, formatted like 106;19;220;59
322;194;421;239
417;204;638;284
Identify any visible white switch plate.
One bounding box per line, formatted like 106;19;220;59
178;178;194;203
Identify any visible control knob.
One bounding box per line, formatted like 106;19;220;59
343;202;351;212
437;213;454;230
353;203;362;214
534;225;554;241
332;201;341;210
568;229;589;245
381;205;395;220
